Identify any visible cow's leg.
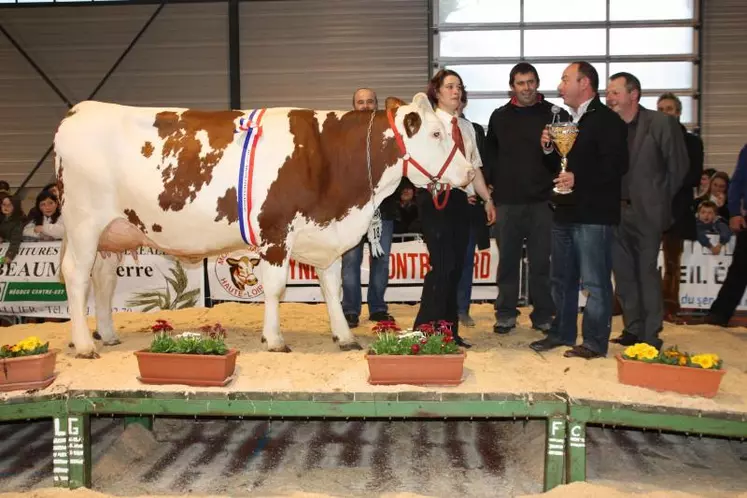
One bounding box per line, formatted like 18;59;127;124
258;259;291;352
91;254;120;346
61;234;100;359
317;258;362;351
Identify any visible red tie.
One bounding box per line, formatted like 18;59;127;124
451;117;466;156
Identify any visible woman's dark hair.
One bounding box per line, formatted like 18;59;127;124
702;168;717;179
32;190;61;225
1;195;25;222
42;182;58;192
426;69;468;108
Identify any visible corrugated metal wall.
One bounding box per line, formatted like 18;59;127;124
240;0;428;110
0;3;229;192
701;0;747;175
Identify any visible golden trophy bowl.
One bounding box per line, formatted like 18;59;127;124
549;121;579;195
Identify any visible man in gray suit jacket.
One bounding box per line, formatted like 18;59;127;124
605;72;689;349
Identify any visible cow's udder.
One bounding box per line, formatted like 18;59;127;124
98;218;154;253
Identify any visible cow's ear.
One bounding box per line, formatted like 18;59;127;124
404;112;422;138
412;92;432;113
385;97;406;111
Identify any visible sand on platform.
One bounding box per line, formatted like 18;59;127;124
0;302;746;414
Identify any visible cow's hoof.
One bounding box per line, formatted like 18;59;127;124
75;351;101;359
268;345;292;353
339;342;363;351
103;339;121;346
92;331;102;340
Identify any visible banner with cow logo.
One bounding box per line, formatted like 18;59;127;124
0;242;205;318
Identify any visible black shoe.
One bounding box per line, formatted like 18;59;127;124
369;311;395;322
453;336;472;349
705;313;730;327
564;345;604;359
493;321;515;335
345;314;359;328
529;337;568;352
610;330;638;346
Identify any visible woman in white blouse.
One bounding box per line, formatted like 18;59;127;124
412;69;496;348
23;190;64;241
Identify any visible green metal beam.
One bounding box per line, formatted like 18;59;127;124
0;399;66;421
543;417;566;491
66;397;567;419
566;421;586;483
570;404;747;439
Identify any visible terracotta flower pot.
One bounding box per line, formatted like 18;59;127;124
366;351;466;386
134;349;239;387
616;354;726;398
0;350;58;392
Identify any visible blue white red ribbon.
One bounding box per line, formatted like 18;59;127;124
236;108;266;246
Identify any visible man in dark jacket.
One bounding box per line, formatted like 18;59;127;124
484;62;569;335
529;61;628;359
656;93;704;322
606;74;689;349
341;88;397;327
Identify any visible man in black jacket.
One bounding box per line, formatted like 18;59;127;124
656;93;704;322
529;61;628;359
341;88;397;327
484;62;569;335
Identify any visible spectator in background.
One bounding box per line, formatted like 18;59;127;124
457;98;491;327
0;196;25;263
23;190;64;241
393;178;420;235
656;92;704;322
341;88;398;328
695;200;731;255
704;144;747;327
0;181;10;196
694;171;730;220
699;168;717;196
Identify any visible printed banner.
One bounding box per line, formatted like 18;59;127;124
0;242;205;318
678;237;747;310
207;239;500;303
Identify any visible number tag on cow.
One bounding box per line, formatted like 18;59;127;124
368;209;384;258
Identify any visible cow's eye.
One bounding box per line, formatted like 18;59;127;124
432;131;441;139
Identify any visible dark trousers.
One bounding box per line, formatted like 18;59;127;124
709;230;747;322
612;204;665;347
549;222;614;355
494;202;554;325
414;188;470;337
661;230;684;315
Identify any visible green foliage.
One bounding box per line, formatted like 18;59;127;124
148;332;228;355
126;260;201;311
0;342;49;359
369;332;460;356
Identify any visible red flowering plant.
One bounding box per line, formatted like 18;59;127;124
368;320;460;355
147;319;229;356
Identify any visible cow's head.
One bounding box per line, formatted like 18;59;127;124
226;256;260;290
385;93;475;189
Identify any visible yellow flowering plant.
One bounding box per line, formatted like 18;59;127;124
0;336;50;359
622;343;723;370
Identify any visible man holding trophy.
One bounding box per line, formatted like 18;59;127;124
529;61;629;359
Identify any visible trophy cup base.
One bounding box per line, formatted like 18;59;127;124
553;187;573;195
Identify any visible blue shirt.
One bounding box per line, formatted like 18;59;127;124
728;144;747;217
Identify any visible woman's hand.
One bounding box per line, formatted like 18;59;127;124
34;225;44;234
484;200;497;225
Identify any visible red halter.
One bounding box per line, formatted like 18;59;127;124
386;109;459;210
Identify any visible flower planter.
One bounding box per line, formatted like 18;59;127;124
135;349;239;387
0;350;58;392
616;354;726;398
366;351;466;386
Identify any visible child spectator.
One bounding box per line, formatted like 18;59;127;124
394;179;420;235
23;191;64;241
696;200;731;255
0;196;25;263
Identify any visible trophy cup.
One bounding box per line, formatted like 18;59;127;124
548;114;579;195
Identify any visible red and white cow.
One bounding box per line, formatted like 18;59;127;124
54;93;474;358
